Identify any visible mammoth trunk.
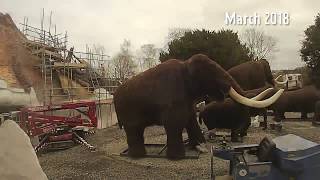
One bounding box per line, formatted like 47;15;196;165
220;69;285;108
222;70;246;96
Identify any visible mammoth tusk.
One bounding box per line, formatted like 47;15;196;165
229;87;284;108
275;75;288;85
196;101;206;112
275;75;283;81
251;88;274;101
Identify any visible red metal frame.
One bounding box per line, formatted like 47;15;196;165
19;101;97;137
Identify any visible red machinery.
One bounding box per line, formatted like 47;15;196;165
18;101;98;153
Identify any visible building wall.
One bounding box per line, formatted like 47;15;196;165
96;101;118;129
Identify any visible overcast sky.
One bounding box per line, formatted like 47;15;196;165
2;0;320;70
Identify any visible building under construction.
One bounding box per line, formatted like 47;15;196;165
0;12;119;128
21;16;120;105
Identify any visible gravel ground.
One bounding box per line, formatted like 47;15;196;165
39;115;320;180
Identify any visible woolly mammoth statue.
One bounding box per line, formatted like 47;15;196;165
199;60;286;121
197;59;284;106
214;59;287;128
228;59;287;90
269;85;320;121
114;54;284;159
199;87;276;141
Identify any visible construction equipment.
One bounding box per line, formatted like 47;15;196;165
17;101;98;153
211;134;320;180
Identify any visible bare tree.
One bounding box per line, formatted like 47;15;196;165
91;44;110;77
93;44;106;55
137;44;159;71
241;28;278;61
168;28;190;41
162;28;191;52
111;39;137;81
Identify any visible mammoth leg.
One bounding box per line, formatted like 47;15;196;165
231;129;242;142
233;111;250;142
240;116;251;137
124;125;146;158
261;109;268;130
237;109;250;137
162;106;187;159
314;101;320;122
232;117;247;142
165;126;185;159
301;112;308;119
233;125;247;142
186;111;205;146
274;111;284;122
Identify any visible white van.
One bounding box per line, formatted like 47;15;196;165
286;74;303;90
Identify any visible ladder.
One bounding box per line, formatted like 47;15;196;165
88;67;100;92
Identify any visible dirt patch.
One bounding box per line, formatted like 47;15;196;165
38;119;320;180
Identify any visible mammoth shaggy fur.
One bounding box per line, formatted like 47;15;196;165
228;59;275;90
268;85;320;121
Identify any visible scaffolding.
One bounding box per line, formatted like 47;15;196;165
20;11;120;107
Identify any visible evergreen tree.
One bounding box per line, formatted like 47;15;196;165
160;29;250;69
301;14;320;86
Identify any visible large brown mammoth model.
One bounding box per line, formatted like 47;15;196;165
114;54;284;159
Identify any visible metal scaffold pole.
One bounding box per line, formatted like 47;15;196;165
20;10;119;124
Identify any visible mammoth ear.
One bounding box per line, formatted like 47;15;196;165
261;60;275;85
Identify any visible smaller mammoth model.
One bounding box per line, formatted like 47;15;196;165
197;59;287;141
199;86;276;142
114;54;283;159
269;85;320;121
200;85;320;140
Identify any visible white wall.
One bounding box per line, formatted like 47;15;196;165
96;101;118;129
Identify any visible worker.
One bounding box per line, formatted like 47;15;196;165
65;47;74;63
